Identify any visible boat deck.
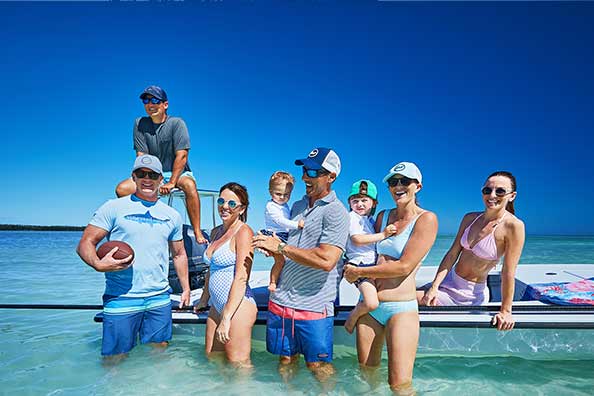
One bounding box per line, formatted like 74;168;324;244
96;264;594;329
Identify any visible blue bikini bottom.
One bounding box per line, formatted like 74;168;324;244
368;299;418;326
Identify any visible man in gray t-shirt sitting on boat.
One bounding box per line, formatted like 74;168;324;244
252;147;349;382
115;85;207;244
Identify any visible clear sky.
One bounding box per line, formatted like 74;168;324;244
1;1;593;235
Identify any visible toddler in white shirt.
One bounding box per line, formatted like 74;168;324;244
344;180;396;333
261;171;304;292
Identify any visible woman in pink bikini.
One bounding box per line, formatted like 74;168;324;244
418;171;525;331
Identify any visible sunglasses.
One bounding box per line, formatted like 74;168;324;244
217;197;242;209
387;177;416;187
134;169;161;180
481;187;512;197
141;97;163;105
302;167;330;178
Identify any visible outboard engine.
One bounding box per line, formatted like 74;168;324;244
169;224;209;293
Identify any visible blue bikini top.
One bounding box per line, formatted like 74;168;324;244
376;210;425;260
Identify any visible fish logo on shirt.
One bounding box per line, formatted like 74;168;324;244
124;211;170;226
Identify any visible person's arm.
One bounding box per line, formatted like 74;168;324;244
252;234;344;272
421;213;477;305
170;239;190;308
269;255;285;290
492;218;525;331
254;203;348;271
194;227;219;312
281;243;344;272
76;225;133;272
266;202;300;230
160;149;189;194
350;225;396;246
348;209;395;246
194;271;210;312
216;225;254;344
345;212;438;281
133;117;148;156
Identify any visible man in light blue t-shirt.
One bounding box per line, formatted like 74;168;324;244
77;155;190;357
252;147;349;382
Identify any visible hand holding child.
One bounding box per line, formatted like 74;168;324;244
382;223;397;238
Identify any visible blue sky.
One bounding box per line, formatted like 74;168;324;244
1;1;593;235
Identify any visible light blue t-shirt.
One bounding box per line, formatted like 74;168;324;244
89;195;183;298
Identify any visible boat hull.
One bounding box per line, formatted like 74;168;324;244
166;315;594;360
94;264;594;359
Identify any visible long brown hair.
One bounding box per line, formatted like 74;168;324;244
219;182;249;222
487;171;517;215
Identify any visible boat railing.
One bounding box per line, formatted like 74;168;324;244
163;188;219;231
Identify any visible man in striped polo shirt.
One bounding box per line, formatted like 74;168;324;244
252;147;349;382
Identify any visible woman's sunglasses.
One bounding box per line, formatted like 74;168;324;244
302;167;329;178
141;97;163;105
387;177;416;187
481;187;512;197
134;169;161;180
217;197;242;209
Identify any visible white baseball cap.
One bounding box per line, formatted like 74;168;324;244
382;162;422;184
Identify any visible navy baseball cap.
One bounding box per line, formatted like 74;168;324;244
295;147;341;176
139;85;168;101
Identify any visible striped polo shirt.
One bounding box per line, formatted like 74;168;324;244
270;190;349;316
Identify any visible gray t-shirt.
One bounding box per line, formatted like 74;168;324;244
133;116;191;172
270;190;349;315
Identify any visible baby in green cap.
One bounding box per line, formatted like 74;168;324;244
344;180;397;333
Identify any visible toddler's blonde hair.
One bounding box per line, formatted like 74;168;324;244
269;171;295;190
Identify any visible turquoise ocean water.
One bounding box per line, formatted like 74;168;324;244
1;231;593;395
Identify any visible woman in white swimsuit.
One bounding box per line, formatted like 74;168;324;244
193;182;257;366
418;171;525;331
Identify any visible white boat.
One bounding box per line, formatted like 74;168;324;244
92;190;594;359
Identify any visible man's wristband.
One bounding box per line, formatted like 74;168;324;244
277;242;287;255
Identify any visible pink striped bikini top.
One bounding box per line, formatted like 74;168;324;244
460;213;506;261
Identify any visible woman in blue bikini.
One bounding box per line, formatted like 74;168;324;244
193;182;257;367
344;162;438;394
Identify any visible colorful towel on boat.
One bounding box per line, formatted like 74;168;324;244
528;278;594;305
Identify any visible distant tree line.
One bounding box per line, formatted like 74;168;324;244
0;224;85;231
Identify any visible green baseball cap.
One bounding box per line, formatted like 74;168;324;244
349;179;378;200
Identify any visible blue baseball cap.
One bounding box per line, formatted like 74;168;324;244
139;85;168;101
294;147;341;176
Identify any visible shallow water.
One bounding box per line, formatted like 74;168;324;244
1;231;593;395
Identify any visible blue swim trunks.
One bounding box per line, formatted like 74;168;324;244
101;292;172;356
266;301;333;363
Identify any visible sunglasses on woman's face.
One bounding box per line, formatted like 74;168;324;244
142;97;163;105
134;169;161;180
387;177;415;187
302;167;329;178
481;187;512;197
217;197;241;209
